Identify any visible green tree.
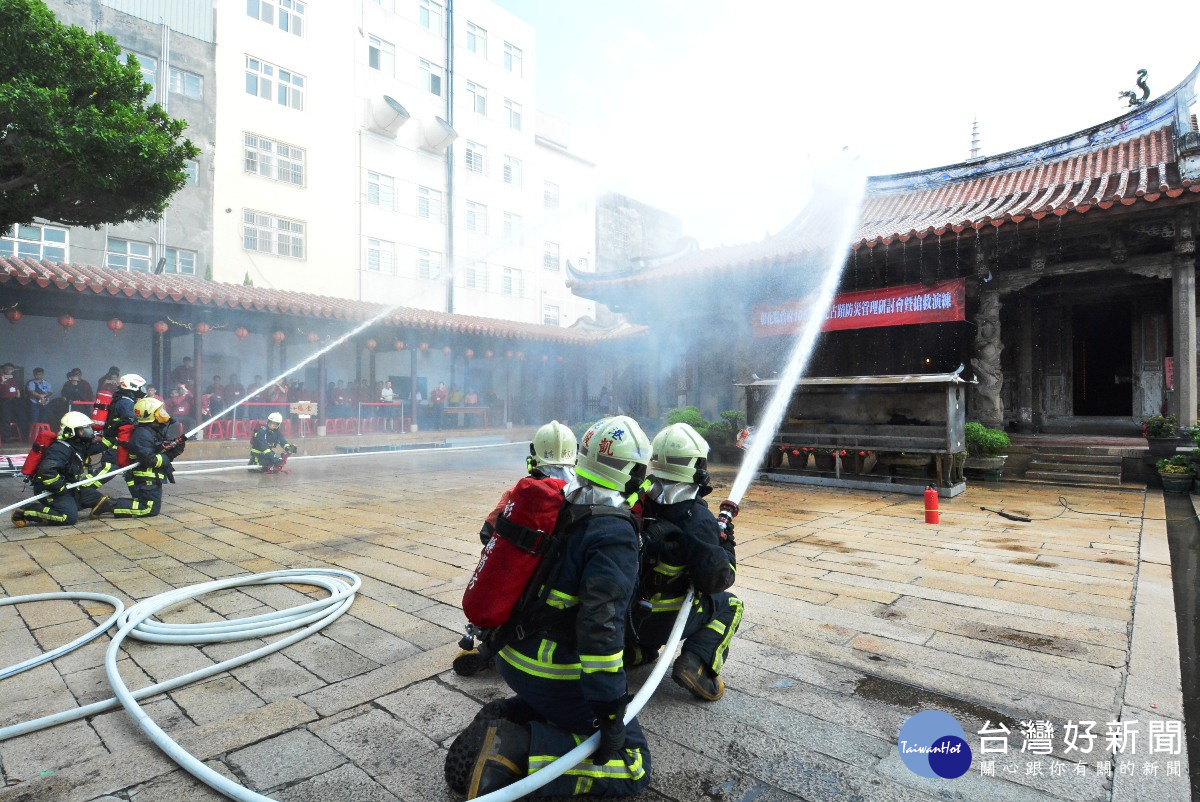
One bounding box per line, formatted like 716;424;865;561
0;0;199;229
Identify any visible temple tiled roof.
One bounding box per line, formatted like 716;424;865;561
0;257;643;344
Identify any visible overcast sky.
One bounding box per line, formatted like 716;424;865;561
494;0;1200;249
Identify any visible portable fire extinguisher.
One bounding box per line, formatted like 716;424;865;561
924;485;940;524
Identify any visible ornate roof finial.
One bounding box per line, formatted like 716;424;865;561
969;116;981;159
1118;69;1150;108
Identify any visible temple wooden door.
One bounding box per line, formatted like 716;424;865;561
1133;309;1166;420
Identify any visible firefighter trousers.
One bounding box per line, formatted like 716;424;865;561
496;659;652;797
20;487;103;526
631;591;744;675
113;478;163;518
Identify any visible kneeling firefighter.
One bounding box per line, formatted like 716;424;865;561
96;373;147;480
11;411;106;527
453;419;580;677
94;397;184;519
631;422;743;701
446;416;654;799
249;412;295;473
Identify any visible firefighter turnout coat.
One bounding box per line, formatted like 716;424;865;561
20;437;105;525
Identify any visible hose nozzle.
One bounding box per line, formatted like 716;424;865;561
716;499;739;541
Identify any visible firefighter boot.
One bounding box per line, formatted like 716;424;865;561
90;496;116;519
467;719;530;799
672;649;725;701
444;698;538;792
10;509;26;528
624;643;659;669
452;648;494;676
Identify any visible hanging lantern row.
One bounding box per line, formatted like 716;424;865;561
235;326;249;339
58;315;74;330
107;318;124;334
153;320;169;334
272;331;286;343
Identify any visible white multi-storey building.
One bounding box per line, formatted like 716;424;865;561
210;0;598;326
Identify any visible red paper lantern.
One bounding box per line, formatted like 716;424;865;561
442;346;452;357
107;318;124;333
307;332;320;344
366;338;377;351
235;326;249;339
419;342;429;351
485;350;494;359
465;348;474;359
153;320;169;335
272;330;286;343
394;340;405;351
58;314;75;330
195;322;211;335
4;309;21;324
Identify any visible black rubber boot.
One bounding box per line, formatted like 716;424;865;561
452;648;494;676
90;496;115;519
466;719;530;799
444;698;538;792
10;509;26;528
671;649;725;701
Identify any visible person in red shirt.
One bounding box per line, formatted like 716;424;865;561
170;357;194;390
167;386;194;432
431;381;448;430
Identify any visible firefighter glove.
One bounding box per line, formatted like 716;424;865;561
590;696;628;764
285;443;297;454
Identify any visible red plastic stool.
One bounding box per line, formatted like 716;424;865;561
28;422;53;442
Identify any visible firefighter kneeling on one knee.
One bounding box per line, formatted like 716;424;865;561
11;412;106;527
93;397;183;519
632;422;743;702
446;416;654;799
96;373;147;480
249;412;295;472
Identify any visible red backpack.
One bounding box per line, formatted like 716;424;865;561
91;390;113;433
114;424;137;467
21;428;58;478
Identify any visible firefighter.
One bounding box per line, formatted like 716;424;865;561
10;411;106;527
97;373;147;479
448;416;653;799
631;422;742;702
96;397;183;519
452;419;579;677
249;412;296;473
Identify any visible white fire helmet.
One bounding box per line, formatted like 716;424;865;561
575;416;650;494
119;373;147;393
530;420;577;468
59;411;95;441
649;422;711;486
267;412;283;429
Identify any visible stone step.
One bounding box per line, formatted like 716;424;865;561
1027;460;1122;476
1028;452;1124;466
1023;470;1123;486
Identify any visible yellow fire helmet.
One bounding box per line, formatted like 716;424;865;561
134;397;171;424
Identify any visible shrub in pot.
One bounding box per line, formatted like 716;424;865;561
964;422;1010;480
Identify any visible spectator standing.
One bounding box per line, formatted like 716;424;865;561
167;386;194;432
431;381;448;430
0;363;21;437
225;374;246;406
465;389;479;405
205;375;225;415
599;385;614;415
60;369;93;408
380;381;396;431
26;368;53;425
246;375;264;398
96;367;120;395
170;357;194;390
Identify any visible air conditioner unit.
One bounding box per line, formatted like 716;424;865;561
421;116;457;153
368;96;410;137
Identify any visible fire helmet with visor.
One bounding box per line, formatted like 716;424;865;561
134;397;171;425
649;422;712;493
119;373;147;394
59;410;95;441
529;420;576;468
267;412;283;429
575;415;651;495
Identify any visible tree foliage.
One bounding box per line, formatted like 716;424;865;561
0;0;199;229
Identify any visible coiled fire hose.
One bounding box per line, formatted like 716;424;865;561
0;592;124;681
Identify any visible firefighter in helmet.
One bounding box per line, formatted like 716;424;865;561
631;422;742;701
446;416;654;799
11;411;106;527
94;397;183;519
249;412;296;473
96;373;147;480
452;420;579;677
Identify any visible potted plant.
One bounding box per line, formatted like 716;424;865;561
1143;414;1180;458
1156;454;1195;493
964;422;1010;481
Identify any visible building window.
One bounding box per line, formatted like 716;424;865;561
0;224;67;262
246;56;304;110
501;267;523;297
504;98;522;131
419;0;443;34
502;211;522;240
106;237;152;272
243;210;306;259
543;241;560;271
244;133;305;185
368;35;395;76
366;171;395;208
164;247;196;275
465;81;486;116
543;181;560;209
417;186;443;220
576;256;589;271
503;42;522;75
247;0;304;36
503;155;523;187
121;51;157;101
465;201;487;233
465;262;488;290
543;305;560;326
466;22;486;55
169;66;202;99
464;141;486;174
370;0;395;9
183;159;198;185
366;238;396;273
420;59;443;96
418;249;442;280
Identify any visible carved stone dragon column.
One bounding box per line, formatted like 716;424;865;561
1173;212;1198;428
971;289;1005;427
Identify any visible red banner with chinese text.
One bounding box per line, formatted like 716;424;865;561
752;278;967;337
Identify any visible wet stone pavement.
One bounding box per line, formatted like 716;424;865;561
0;444;1190;801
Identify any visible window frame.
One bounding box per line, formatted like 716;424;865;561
543;181;560;209
244;132;306;186
543;241;560;271
366;170;396;209
542;304;560;326
465;200;487;233
366;237;397;274
501;267;523;297
419;0;444;34
0;223;68;263
419;58;443;96
465;81;487;116
503;42;523;75
163;246;197;275
121;51;157;101
504;98;522;131
105;236;153;273
243;209;306;259
368;34;396;76
464;141;486;174
168;65;202;99
417;185;443;221
503;155;523;187
418;248;443;280
466;21;487;56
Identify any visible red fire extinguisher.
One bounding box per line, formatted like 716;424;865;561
924;485;939;524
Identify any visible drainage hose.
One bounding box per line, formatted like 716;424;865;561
0;592;124;681
474;587;695;802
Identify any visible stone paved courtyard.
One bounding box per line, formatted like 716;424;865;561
0;442;1189;801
